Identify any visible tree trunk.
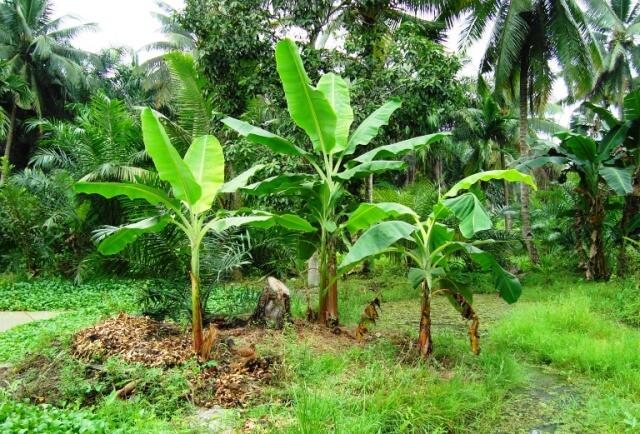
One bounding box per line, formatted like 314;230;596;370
574;211;588;271
519;54;540;264
435;157;444;190
307;251;319;288
500;144;512;230
619;76;626;120
318;237;338;326
190;271;204;354
190;244;204;355
617;169;640;277
417;281;432;359
586;193;609;281
0;102;17;185
405;153;416;186
251;277;291;329
361;174;374;273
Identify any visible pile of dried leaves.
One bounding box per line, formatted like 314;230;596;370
72;312;193;367
71;313;276;407
191;355;274;408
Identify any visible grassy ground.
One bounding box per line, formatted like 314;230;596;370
0;268;638;433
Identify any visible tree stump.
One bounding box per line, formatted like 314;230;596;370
307;252;319;288
251;277;291;329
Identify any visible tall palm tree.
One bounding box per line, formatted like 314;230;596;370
0;61;32;184
139;0;195;108
0;0;96;175
0;0;97;115
455;80;518;229
439;0;597;264
584;0;640;116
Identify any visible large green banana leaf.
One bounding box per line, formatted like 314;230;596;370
74;182;180;213
317;72;353;153
221;117;307;157
275;39;337;153
97;215;171;255
220;165;265;194
353;133;448;164
184;135;224;213
140;108;201;205
335;160;406;180
344;202;417;233
339;220;416;271
443;193;492;238
599;166;633;195
344;99;402;155
444;169;536;198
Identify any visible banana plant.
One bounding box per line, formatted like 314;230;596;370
339;169;535;358
223;38;448;325
582;91;640;277
75;108;313;356
520;124;634;281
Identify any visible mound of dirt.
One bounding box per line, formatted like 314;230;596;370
192;356;274;408
70;313;277;408
72;312;193;367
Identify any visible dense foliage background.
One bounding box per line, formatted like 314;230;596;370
0;0;637;320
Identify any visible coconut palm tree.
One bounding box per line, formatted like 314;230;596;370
0;61;32;184
455;77;567;230
0;0;96;176
0;0;97;115
437;0;597;264
455;81;518;229
139;0;195;108
584;0;640;116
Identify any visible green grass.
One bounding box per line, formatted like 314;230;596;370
0;390;196;433
490;287;640;432
0;278;138;311
247;328;525;433
0;310;100;362
0;270;639;433
0;279;141;362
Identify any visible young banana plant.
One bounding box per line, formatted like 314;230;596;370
222;38;448;325
75;108;313;356
340;169;536;358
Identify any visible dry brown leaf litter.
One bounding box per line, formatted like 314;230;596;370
71;313;276;407
72;313;193;367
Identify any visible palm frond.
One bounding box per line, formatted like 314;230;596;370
164;51;214;139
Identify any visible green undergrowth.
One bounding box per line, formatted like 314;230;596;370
491;290;640;432
0;310;99;363
0;271;638;432
520;272;640;326
0;390;194;433
248;327;525;433
0;278;139;311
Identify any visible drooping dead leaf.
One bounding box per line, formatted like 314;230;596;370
355;298;382;342
449;292;481;355
200;324;219;361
